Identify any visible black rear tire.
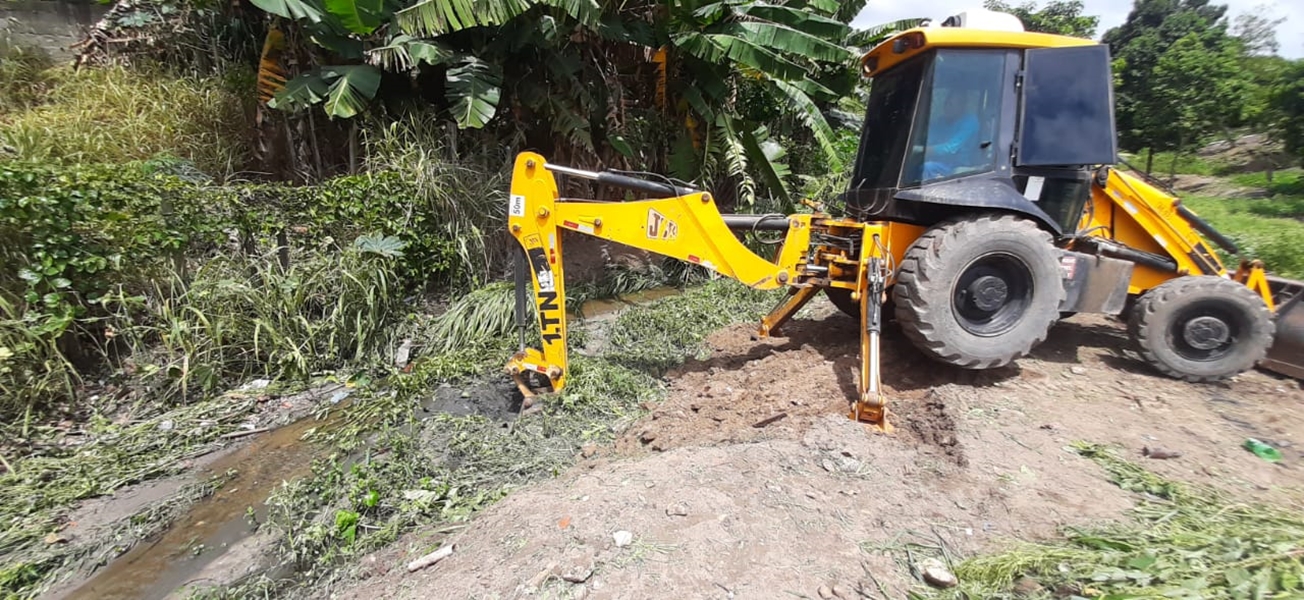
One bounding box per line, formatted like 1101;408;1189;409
826;287;895;320
1128;276;1274;382
894;214;1064;369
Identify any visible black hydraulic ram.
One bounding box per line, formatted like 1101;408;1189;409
1176;202;1240;255
1081;237;1180;273
546;164;698;197
721;214;791;231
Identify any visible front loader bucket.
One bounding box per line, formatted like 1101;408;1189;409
1262;276;1304;380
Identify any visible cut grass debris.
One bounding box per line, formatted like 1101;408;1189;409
0;400;254;598
926;442;1304;600
256;279;780;590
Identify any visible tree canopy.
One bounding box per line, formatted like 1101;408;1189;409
1103;0;1238;152
981;0;1099;37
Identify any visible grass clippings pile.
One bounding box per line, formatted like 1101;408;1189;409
930;442;1304;599
0;399;255;597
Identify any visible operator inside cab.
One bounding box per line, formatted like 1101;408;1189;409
905;53;1001;184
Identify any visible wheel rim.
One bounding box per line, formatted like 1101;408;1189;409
951;252;1034;336
1168;301;1241;362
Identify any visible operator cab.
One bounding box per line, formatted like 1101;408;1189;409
844;11;1118;236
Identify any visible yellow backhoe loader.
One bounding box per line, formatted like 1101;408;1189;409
503;10;1304;430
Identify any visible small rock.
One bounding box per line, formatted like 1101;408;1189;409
690;403;701;412
558;557;594;583
158;419;174;432
836;457;863;473
817;585;834;599
613;531;633;547
1012;576;1042;596
581;444;597;458
831;584;853;598
1069;366;1088;375
920;557;958;588
821;458;837;472
639;431;657;444
1039;423;1059;430
666;503;689;517
43;532;68;545
1142;446;1182;460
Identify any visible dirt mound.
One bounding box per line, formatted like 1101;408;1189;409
332;413;1134;600
328;302;1304;600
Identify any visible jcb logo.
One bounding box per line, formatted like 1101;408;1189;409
646;209;679;240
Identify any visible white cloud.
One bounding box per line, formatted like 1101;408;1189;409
851;0;1302;58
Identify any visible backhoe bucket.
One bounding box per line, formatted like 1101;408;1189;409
1263;276;1304;380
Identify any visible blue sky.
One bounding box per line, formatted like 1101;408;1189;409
851;0;1303;58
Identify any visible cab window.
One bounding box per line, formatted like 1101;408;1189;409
902;50;1007;187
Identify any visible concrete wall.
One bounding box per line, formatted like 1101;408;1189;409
1;0;109;59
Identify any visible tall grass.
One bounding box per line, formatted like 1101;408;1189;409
102;236;406;404
0;298;78;431
0;42;56;112
361;115;512;289
0;65;251;179
1181;195;1304;279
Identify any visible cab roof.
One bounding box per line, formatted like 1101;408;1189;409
860;27;1098;77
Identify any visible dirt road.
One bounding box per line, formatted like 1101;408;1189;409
330;298;1304;599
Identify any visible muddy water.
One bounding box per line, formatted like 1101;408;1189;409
577;286;680;319
58;380;523;600
59;407;339;600
54;286;663;599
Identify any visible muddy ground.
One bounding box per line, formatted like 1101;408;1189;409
328;298;1304;600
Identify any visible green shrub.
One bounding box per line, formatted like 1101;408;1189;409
0;161;235;314
0;65;251;178
275;170;474;288
0;160;498;418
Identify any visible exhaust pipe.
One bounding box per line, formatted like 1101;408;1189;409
1262;276;1304;380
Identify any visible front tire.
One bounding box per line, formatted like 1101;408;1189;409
1128;276;1274;382
894;215;1065;369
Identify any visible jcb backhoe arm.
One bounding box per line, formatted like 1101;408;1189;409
504;152;911;429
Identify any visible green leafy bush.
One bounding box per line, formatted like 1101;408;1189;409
0;160;499;419
0;161;235;315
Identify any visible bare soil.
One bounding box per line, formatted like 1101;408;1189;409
327;299;1304;600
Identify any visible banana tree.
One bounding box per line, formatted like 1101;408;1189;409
252;0;598;126
650;0;857;206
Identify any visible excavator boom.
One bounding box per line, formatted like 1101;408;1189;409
504;152;920;428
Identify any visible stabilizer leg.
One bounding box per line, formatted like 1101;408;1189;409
758;285;819;337
851;254;892;432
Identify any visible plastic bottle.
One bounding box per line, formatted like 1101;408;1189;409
1243;438;1282;462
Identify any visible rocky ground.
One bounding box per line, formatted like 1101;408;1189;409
324;299;1304;600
